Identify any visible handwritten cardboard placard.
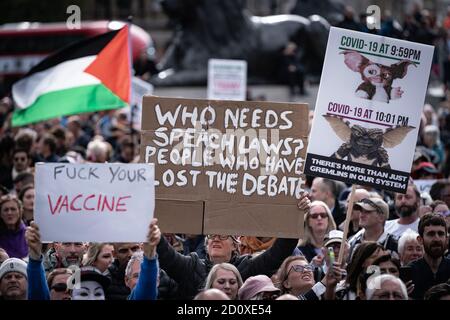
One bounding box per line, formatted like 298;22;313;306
304;27;434;193
35;163;155;242
140;96;309;238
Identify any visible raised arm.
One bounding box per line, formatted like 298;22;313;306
156;228;197;284
25;221;50;300
129;218;160;300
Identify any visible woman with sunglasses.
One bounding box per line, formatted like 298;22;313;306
297;201;337;262
275;255;346;300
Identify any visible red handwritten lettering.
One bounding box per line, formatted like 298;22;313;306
59;196;69;213
101;196;115;212
116;196;131;212
69;194;83;211
46;194;131;213
83;194;96;211
48;195;62;215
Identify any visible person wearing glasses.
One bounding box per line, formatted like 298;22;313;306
11;148;32;183
155;193;311;299
348;197;398;258
275;255;346;300
46;268;73;300
297;200;337;263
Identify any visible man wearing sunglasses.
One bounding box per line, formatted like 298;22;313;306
348;197;398;258
156;193;311;299
11;148;32;182
47;268;73;300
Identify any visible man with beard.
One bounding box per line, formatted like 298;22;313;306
409;213;450;299
44;242;86;273
385;183;421;239
106;242;141;300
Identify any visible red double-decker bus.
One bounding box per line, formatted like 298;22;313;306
0;20;155;91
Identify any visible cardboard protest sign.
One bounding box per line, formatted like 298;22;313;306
304;27;434;193
140;96;309;238
207;59;247;101
35;163;155;242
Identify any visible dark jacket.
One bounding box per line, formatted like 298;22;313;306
297;243;319;262
158;269;179;300
409;257;450;300
157;236;298;299
106;259;130;300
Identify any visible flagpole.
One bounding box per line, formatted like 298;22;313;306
127;15;138;149
337;184;356;265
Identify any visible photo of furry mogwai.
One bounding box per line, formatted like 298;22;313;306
341;50;416;103
323;115;415;169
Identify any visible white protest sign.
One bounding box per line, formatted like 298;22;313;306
126;76;154;130
207;59;247;101
304;27;434;193
414;179;436;194
35;163;155;242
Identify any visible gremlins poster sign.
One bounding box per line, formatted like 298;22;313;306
304;27;434;193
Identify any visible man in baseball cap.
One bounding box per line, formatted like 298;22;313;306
348;198;398;257
0;257;28;300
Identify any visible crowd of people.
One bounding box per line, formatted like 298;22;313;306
0;4;450;302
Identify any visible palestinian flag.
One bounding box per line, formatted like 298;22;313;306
12;26;131;127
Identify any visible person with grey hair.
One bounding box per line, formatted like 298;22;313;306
366;274;408;300
124;218;160;300
86;136;111;163
397;229;423;266
421;124;444;167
